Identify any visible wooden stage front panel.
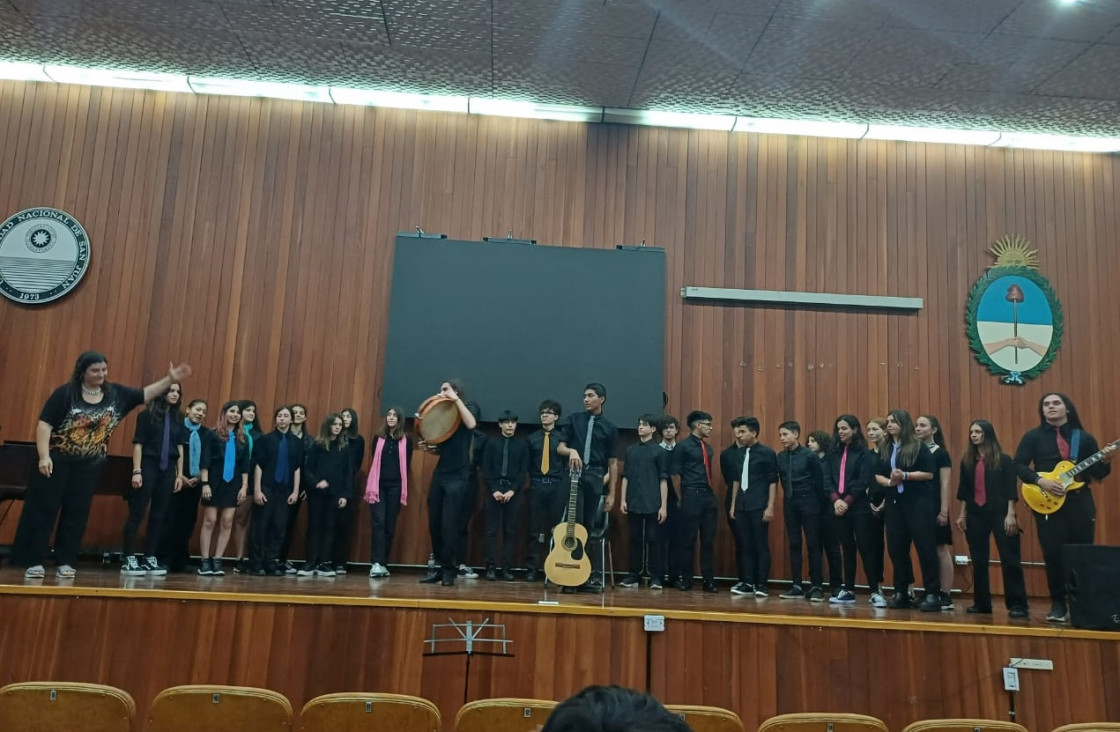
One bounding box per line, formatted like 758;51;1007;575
0;568;1117;732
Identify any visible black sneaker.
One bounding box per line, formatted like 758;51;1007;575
484;566;497;581
808;586;826;603
211;558;225;576
197;558;214;576
918;593;941;612
500;569;516;581
145;556;168;576
1046;601;1068;623
524;569;540;583
939;591;954;611
282;561;298;576
234;558;250;574
121;555;146;577
779;584;805;599
1009;606;1030;620
419;570;441;584
619;575;640;588
649;580;663;590
730;582;755;596
334;564;347;575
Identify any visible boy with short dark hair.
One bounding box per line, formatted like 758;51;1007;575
525;399;564;582
777;420;825;601
619;414;669;589
481;410;529;580
669;410;718;592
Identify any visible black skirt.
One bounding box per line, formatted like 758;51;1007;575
202;478;241;509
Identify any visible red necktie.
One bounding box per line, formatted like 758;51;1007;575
701;441;712;487
974;457;987;507
838;447;848;495
1055;427;1070;461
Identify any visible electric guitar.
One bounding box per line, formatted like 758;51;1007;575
1021;439;1118;515
543;466;592;587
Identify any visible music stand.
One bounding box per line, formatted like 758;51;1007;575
424;618;514;704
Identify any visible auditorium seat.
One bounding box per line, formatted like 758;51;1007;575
1052;725;1120;732
757;712;889;732
454;697;557;732
0;681;135;732
900;719;1029;732
664;703;744;732
147;685;293;731
299;692;440;732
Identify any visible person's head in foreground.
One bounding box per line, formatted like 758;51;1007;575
542;685;693;732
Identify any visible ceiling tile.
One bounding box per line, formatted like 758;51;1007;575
494;0;657;39
993;1;1120;43
223;3;388;43
491;58;637;107
493;26;649;68
1033;43;1120;100
744;16;876;79
883;0;1020;34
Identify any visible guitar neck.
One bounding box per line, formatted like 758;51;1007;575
1067;441;1118;478
565;472;580;538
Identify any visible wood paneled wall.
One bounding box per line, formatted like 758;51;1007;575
0;593;1117;730
1;80;1119;594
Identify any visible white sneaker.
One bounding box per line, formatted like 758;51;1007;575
369;562;390;578
457;565;479;579
870;591;888;608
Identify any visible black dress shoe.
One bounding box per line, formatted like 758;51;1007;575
577;582;600;593
484;567;497;581
918;594;941;612
524;569;540;582
888;593;913;609
966;604;993;614
561;586;576;594
501;569;516;581
1009;607;1030;619
675;580;692;592
419;571;441;584
440;571;456;587
702;581;718;593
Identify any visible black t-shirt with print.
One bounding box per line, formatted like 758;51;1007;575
39;383;146;457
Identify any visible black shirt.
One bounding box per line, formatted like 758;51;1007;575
373;435;413;484
623;439;669;514
200;430;250;485
877;441;937;496
822;444;878;505
778;445;824;499
527;428;564;480
722;442;779;512
305;440;353;499
436;422;473;474
1013;423;1111;485
132;409;187;462
482;436;530;491
39;383;146;458
558;411;619;471
670;434;714;490
253;429;306;489
957;453;1018;511
346;434;366;475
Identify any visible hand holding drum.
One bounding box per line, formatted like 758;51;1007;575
416;395;461;445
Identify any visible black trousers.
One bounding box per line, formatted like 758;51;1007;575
627;512;662;578
661;493;680;581
12;452;106;567
732;507;771;588
330;485;357;567
303;489;344;567
158;482;201;570
828;502;882;592
1033;489;1095;604
885;490;940;595
369;481;403;565
675;487;718;583
819;498;843;591
279;491;305;564
784;493;822;587
122;456;177;557
250;484;292;568
727;509;744;582
966;505;1029;610
525;477;567;571
428;469;471;572
573;468;608;576
484;489;524;568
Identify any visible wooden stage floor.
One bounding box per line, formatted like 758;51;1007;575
0;562;1104;639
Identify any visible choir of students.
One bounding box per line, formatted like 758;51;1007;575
13;353;1115;623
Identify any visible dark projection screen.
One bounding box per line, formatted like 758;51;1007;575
382;237;665;427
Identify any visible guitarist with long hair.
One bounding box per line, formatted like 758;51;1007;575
1013;392;1115;624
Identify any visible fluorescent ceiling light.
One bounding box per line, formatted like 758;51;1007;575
734;117;868;139
604;108;736;131
44;65;192;93
991;133;1120;152
864;124;1001;145
330;88;469;113
468;99;602;122
188;77;332;102
0;61;51;82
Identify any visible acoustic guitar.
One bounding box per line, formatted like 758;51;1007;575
543;466;592;587
1021;439;1118;515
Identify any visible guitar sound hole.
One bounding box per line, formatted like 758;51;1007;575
562;538;576;551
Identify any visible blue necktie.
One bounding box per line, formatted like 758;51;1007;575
891;443;904;494
275;435;290;484
223;437;236;482
184;418;201;476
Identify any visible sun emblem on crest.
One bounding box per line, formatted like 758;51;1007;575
988;235;1040;270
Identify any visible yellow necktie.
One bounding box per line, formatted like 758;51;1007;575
541;432;550;474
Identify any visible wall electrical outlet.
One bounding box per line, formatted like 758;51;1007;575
954;555;970;565
1002;667;1020;691
643;615;665;632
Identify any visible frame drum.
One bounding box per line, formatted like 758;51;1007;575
416;396;461;444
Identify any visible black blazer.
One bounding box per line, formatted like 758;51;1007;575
957;453;1018;511
822;445;877;505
